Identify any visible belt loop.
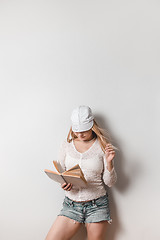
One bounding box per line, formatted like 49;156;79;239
67;198;73;207
70;200;74;207
92;199;95;206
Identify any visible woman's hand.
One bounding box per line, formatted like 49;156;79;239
61;183;73;191
105;143;115;172
105;143;115;162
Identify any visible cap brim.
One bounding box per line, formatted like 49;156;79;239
72;121;93;132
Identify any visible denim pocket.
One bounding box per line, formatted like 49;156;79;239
95;195;109;207
63;199;71;208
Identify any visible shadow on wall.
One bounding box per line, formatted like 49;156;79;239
95;114;130;240
95;114;142;240
67;114;140;240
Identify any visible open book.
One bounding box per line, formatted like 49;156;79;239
44;161;87;187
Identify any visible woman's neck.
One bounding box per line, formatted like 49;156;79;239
83;136;95;142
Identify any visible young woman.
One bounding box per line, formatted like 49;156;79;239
45;105;117;240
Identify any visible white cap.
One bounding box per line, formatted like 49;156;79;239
71;105;94;132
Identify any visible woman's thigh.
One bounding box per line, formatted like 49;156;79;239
86;221;108;240
45;216;82;240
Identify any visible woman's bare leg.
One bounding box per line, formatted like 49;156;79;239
86;221;108;240
45;216;82;240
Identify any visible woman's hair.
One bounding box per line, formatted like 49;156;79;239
67;119;118;153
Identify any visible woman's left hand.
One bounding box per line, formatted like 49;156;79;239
105;143;115;163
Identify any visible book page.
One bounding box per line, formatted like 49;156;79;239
64;164;80;174
63;164;87;183
53;161;64;173
44;170;66;184
63;175;87;188
64;170;80;176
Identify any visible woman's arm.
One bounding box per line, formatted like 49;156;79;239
102;143;117;187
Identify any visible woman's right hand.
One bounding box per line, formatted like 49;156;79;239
61;183;73;191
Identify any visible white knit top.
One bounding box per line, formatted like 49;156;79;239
57;137;117;201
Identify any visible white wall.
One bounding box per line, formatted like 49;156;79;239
0;1;160;239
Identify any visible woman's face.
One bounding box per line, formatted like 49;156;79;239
73;129;94;141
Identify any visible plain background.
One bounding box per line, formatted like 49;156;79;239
0;1;160;239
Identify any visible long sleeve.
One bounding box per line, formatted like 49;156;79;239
102;155;117;187
57;140;66;172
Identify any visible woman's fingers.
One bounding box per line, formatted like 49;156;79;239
105;144;115;152
105;144;113;149
61;183;68;189
63;183;70;190
61;183;72;191
66;184;72;191
61;183;67;188
105;147;115;152
64;183;72;191
105;144;115;158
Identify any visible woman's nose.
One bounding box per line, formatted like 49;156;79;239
78;133;84;137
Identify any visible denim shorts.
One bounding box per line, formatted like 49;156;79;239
58;193;112;224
